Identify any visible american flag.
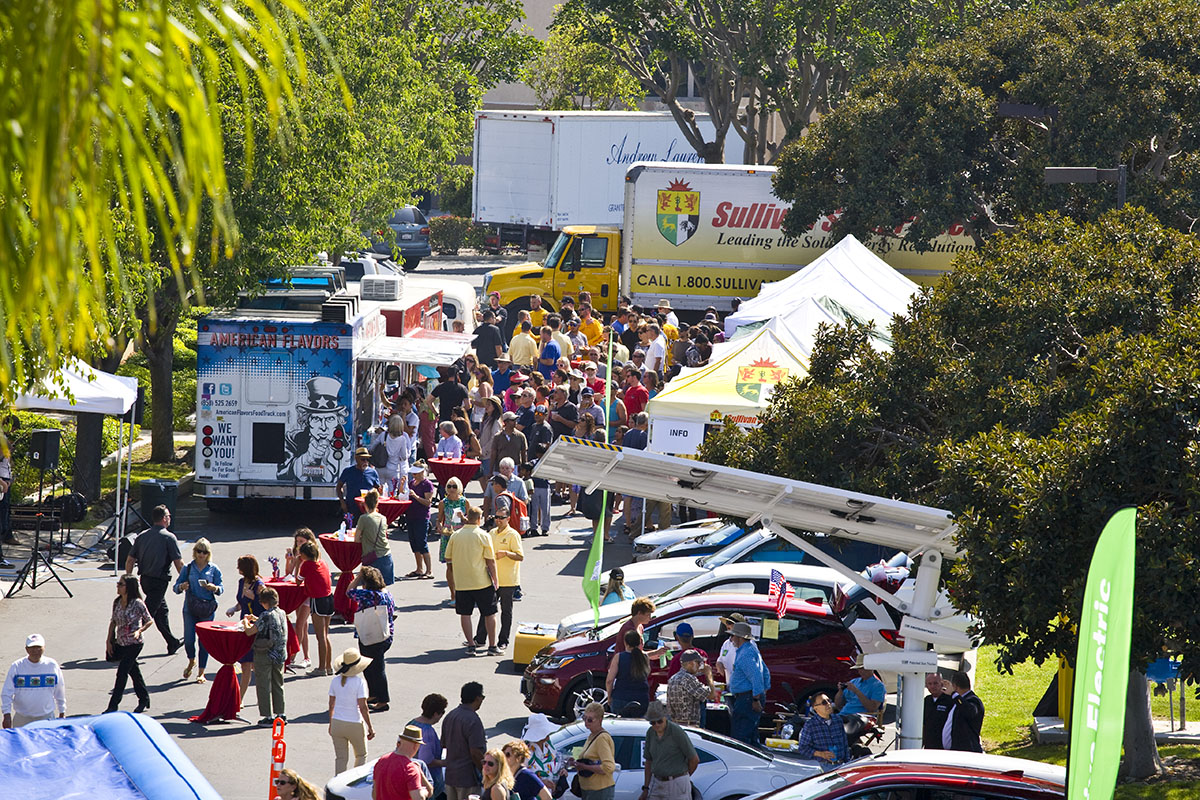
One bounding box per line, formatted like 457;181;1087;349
769;569;794;619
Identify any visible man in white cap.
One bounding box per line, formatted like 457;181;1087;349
656;299;679;329
374;723;434;800
2;633;66;728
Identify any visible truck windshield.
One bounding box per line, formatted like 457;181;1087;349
542;233;571;270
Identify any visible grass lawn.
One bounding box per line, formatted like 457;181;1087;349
78;437;194;529
973;644;1200;796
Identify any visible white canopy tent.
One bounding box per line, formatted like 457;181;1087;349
14;360;138;416
14;360;140;573
533;435;960;750
358;329;475;366
724;234;919;337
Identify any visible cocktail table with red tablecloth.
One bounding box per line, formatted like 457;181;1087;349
354;496;412;525
264;578;307;664
427;457;481;488
319;533;364;622
189;621;253;723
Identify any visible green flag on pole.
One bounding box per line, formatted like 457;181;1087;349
1067;507;1136;800
582;328;618;625
582;517;604;625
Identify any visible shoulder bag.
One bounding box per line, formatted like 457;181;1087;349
184;564;219;619
354;595;391;645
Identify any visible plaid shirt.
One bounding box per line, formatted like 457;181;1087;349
666;670;709;726
796;713;848;764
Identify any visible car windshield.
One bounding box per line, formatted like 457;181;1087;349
696;524;742;546
543;232;571;269
698;529;766;569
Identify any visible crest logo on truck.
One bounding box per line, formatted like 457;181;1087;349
657;180;700;246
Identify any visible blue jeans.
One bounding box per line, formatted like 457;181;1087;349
730;692;759;746
531;485;551;533
182;604;215;670
370;553;395;585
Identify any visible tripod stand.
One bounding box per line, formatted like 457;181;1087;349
6;467;72;598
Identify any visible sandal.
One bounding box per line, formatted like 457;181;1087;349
420;573;435;580
195;675;207;685
183;659;195;680
404;570;423;578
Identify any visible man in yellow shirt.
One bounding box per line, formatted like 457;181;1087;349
445;506;499;656
528;294;548;328
473;497;524;650
508;320;540;368
548;315;574;360
578;302;604;347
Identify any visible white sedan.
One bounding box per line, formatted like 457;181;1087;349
324;717;822;800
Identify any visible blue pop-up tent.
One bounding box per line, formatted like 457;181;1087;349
1;712;221;799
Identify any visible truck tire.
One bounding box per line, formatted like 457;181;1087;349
502;297;531;339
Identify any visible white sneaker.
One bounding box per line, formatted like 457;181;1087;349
298;659;311;670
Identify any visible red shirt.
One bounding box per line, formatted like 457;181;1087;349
374;752;423;800
298;558;332;599
624;383;649;416
586;377;605;395
667;645;709;677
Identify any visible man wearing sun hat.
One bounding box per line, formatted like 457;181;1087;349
2;633;66;728
337;446;382;521
375;723;434;800
726;621;770;745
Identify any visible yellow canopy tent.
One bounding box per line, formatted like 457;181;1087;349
645;325;808;453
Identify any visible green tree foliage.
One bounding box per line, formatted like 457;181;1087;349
557;0;1047;164
773;0;1200;247
0;0;310;403
703;208;1200;677
702;208;1200;771
523;20;644;110
132;0;538;459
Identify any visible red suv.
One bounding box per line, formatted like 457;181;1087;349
521;594;859;720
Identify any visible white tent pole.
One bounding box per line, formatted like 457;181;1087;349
113;418;124;577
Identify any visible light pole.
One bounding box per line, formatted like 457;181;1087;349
1044;165;1127;207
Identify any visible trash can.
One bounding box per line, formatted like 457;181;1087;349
140;479;179;520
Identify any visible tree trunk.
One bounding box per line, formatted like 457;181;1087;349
144;317;179;463
1119;669;1162;779
73;413;105;501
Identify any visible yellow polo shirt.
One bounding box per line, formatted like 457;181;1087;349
445;524;495;591
509;333;540;366
579;317;604;347
490;525;524;587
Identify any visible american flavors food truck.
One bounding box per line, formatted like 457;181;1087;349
195;287;463;508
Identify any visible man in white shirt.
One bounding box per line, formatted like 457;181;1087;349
656;300;680;330
642;323;667;375
2;633;66;728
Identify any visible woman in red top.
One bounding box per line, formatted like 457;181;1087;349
297;541;334;676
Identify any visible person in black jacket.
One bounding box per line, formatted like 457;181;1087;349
922;672;954;748
945;670;985;752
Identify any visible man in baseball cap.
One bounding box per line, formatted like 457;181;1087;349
2;633;66;728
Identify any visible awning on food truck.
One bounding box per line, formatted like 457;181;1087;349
359;329;474;367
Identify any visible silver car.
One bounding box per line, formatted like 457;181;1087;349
324;717;822;800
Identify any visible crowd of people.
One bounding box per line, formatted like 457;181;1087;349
0;292;991;799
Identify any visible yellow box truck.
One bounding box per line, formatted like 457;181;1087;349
481;162;975;320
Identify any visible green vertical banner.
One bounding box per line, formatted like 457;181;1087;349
582;518;604;625
1067;507;1136;800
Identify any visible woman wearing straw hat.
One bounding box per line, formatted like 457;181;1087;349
328;648;376;775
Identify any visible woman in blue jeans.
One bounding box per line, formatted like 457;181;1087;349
347;566;395;711
173;537;223;683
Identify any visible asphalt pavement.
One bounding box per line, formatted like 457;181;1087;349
0;474;629;800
